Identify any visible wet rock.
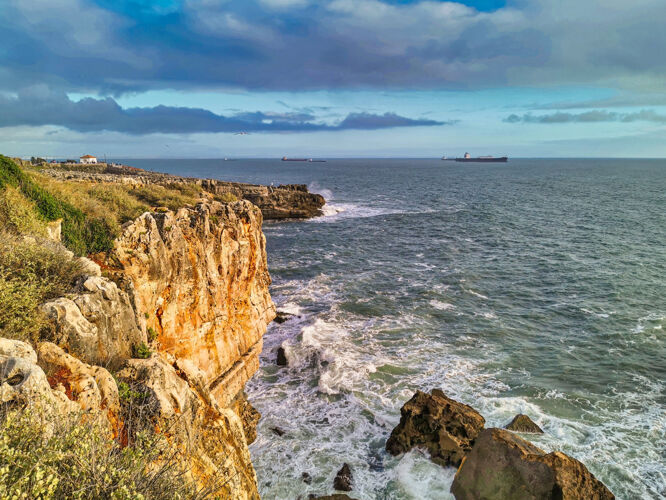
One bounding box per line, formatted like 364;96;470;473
302;472;312;484
505;413;544;433
386;389;485;467
276;346;288;366
310;495;358;500
333;463;353;492
271;426;285;436
451;428;615;500
274;311;294;324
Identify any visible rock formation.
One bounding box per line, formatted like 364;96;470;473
107;200;275;407
505;413;544;433
451;428;615;500
333;463;353;492
6;197;276;498
41;166;326;220
386;389;485;467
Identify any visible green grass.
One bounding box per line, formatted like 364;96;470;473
0;155;114;255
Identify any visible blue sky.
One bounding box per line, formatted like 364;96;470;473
0;0;665;157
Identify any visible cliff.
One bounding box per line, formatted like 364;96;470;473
1;192;276;497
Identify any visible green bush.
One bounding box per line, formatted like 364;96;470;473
0;186;47;236
0;409;199;499
147;326;158;342
132;342;152;359
0;235;83;342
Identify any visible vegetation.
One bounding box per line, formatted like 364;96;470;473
147;326;158;342
0;409;200;500
0;155;114;255
0;235;83;342
132;342;152;359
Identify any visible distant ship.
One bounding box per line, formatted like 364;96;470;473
282;157;327;162
442;153;508;163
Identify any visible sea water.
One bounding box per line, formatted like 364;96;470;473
125;158;666;499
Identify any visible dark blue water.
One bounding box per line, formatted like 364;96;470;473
128;158;666;499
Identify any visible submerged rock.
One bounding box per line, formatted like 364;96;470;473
333;463;353;492
310;495;358;500
386;389;485;467
505;413;544;433
276;346;288;366
270;426;286;436
274;311;295;324
302;472;312;484
451;428;615;500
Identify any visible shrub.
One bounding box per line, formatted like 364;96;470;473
147;326;158;342
0;408;199;499
0;235;83;342
215;192;238;203
132;342;152;359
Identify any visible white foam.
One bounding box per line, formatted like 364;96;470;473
429;300;455;311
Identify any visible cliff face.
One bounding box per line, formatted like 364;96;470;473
107;199;275;406
2;198;276;498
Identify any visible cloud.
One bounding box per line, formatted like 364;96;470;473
1;0;665;96
504;109;666;124
0;88;449;134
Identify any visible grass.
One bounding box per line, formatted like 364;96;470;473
0;408;200;500
0;235;83;342
0;155;114;255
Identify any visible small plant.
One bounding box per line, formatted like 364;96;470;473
210;214;219;226
132;342;152;359
147;326;158;342
144;312;150;319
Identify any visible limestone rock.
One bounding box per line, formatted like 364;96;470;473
41;276;144;366
451;428;615;500
108;200;275;407
505;413;544;433
116;354;260;500
386;389;485;467
0;338;77;415
333;463;353;492
231;391;261;444
37;342;119;428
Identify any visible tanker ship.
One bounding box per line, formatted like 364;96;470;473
442;153;508;163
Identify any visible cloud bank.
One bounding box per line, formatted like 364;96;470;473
1;0;665;94
0;89;447;134
504;110;666;124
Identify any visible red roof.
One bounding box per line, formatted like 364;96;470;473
80;154;96;158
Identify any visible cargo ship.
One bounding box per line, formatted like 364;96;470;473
442;153;508;163
281;157;327;162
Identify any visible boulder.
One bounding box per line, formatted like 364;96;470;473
386;389;485;467
333;463;353;492
451;428;614;500
274;311;295;324
505;413;544;433
0;338;77;416
309;495;358;500
276;346;288;366
302;472;312;484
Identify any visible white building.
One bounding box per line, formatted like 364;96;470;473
80;155;97;164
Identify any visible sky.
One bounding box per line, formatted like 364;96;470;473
0;0;665;158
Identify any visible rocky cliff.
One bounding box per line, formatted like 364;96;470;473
1;197;276;498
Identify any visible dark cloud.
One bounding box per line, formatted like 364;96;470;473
2;0;664;96
0;90;448;134
504;109;666;124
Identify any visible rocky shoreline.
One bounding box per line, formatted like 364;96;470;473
38;162;326;220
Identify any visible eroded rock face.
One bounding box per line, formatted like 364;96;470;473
116;354;260;499
386;389;486;467
451;428;615;500
505;413;544;433
0;338;77;415
37;342;119;430
108;200;275;407
41;276;144;366
231;391;261;444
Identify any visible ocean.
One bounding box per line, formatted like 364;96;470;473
124;158;665;499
